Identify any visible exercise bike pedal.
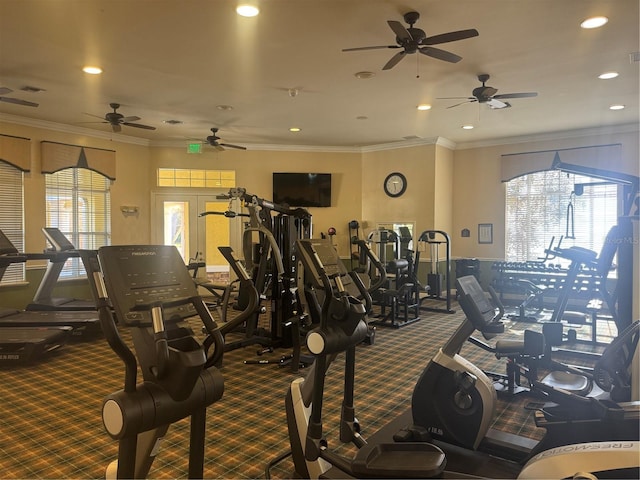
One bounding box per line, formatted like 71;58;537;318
392;425;431;443
524;401;548;411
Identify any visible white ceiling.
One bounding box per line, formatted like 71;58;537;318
0;0;638;150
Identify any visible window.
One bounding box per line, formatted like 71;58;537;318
45;168;111;278
505;170;618;264
0;161;25;284
157;168;235;188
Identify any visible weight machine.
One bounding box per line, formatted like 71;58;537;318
201;188;313;371
416;230;455;313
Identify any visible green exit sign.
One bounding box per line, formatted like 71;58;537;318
187;143;202;154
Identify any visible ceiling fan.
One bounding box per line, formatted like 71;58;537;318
439;74;538;109
342;11;479;70
195;128;247;151
84;103;156;133
0;87;39;107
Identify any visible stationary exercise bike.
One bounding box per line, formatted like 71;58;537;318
405;275;640;462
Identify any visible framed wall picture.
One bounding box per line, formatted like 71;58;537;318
478;223;493;244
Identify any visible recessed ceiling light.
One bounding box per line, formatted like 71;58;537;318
216;104;234;111
417;104;431;111
598;72;619;79
355;71;375;79
289;127;301;132
462;125;474;130
236;4;259;17
580;16;608;29
82;66;102;75
609;104;625;110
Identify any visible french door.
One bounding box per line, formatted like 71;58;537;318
152;191;243;281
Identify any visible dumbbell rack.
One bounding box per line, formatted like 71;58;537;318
491;261;603;311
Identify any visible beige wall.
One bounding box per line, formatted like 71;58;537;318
0;120;638;318
452;129;640;261
0;121;152;253
361;144;438;238
149;146;362;258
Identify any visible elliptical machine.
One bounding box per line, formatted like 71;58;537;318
84;245;225;479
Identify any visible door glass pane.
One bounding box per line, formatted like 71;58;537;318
203;201;230;284
163;201;189;261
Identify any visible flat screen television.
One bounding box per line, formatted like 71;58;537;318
272;173;332;207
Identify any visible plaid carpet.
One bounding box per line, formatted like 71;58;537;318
0;298;604;479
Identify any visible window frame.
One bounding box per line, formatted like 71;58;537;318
45;167;112;278
0;161;25;285
505;169;619;265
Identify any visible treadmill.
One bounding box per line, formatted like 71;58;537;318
0;230;102;340
0;232;72;364
26;227;97;311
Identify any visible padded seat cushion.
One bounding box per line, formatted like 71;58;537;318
495;339;525;355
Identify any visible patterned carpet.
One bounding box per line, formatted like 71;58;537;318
0;298;604;479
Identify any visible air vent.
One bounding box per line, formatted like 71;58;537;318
630;51;640;63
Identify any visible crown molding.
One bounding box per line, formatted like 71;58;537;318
1;112;636;153
454;123;639;150
0;112;151;146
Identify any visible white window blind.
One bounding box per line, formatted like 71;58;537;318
506;170;618;264
0;162;25;284
45;168;111;278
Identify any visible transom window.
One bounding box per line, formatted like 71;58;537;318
158;168;236;188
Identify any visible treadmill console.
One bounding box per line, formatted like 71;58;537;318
42;227;76;252
98;245;199;326
0;229;20;256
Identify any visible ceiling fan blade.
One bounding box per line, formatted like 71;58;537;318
0;96;39;107
83;112;108;120
436;96;475;100
422;29;479;45
493;92;538;99
418;46;462;63
0;87;13;95
382;51;406;70
214;145;225;152
220;143;247;150
387;20;412;42
121;115;141;123
446;99;477;109
342;45;399;52
112;124;122;133
122;122;156;130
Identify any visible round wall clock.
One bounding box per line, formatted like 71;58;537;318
383;172;407;197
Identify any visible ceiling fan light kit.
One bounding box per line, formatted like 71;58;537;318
439;73;538;110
